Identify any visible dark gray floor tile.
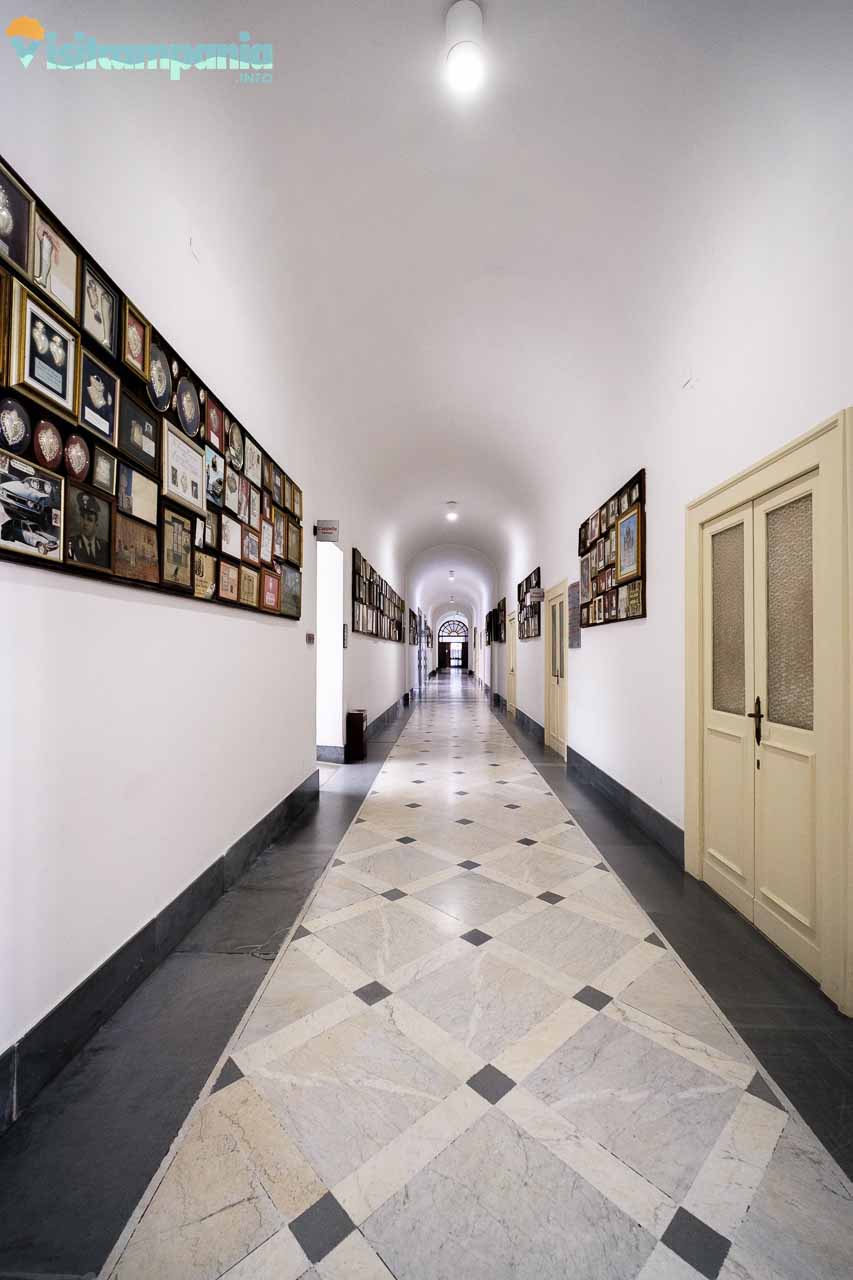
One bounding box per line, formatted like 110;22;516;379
466;1064;516;1104
289;1193;356;1263
176;888;301;958
661;1207;730;1279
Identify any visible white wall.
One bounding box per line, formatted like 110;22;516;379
0;2;321;1049
316;544;344;748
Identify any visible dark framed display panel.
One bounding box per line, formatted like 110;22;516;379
0;152;303;621
351;547;405;642
577;468;646;627
517;567;541;640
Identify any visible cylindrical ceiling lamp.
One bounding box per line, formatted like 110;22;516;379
445;0;485;94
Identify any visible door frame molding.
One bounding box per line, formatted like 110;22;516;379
544;578;569;759
685;408;851;1012
507;611;518;716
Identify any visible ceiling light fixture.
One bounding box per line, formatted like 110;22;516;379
449;570;455;579
445;501;459;523
445;0;485;95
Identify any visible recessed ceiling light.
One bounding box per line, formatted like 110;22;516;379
445;1;485;95
445;501;459;523
449;570;455;579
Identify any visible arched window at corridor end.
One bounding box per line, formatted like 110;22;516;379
438;619;469;669
438;620;469;640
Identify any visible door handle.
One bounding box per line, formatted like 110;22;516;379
747;695;763;746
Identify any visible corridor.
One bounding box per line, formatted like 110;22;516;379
106;677;850;1280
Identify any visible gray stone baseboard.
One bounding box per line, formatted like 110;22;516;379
317;744;346;763
513;705;543;744
568;747;684;866
0;768;320;1136
366;696;405;739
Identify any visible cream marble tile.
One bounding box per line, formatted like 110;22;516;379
234;993;364;1074
347;843;453;886
316;1231;395;1279
238;947;350;1049
221;1228;309;1280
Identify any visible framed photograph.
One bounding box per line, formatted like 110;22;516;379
249;484;261;531
147;341;173;413
241;524;260;566
162;419;205;516
161;505;193;590
284;474;293;512
176;375;201;439
227;419;244;471
580;604;588;626
117;461;158;525
221;511;241;559
599;505;607;529
244;436;262;488
0;267;9;384
65;484;111;572
262;491;272;521
261;566;280;613
92;446;117;495
280;564;302;619
81;262;118;356
113;511;159;583
608;497;618;527
238;474;250;523
239;564;259;608
78;349;119;443
273;506;286;559
205;445;224;508
627;579;644;618
607;588;618;620
292;483;302;521
193;551;217;601
123;300;150;379
260;517;274;563
194;516;204;549
608;527;616;564
0;450;63;561
630;479;641;505
589;511;599;541
9;280;80;421
286;516;303;567
615;504;642;584
0;161;34;274
204;509;219;550
223;464;240;515
595;595;604;624
272;466;283;507
619;489;630;514
579;552;591;605
117;392;158;475
206;395;224;452
32;211;80;320
219;558;239;602
262;455;273;492
618;585;629;621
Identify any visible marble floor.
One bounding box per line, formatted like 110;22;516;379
107;679;853;1280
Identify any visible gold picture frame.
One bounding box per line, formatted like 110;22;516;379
9;278;80;423
615;503;642;584
123;298;151;380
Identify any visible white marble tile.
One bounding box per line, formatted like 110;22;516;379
619;955;749;1059
414;871;528;925
305;875;377;922
347;844;453;886
605;1000;754;1087
486;937;583;995
238;947;350;1049
500;901;640;980
235;993;364;1074
334;1083;491;1225
596;938;667;998
683;1092;788;1238
484;842;594;889
219;1228;309;1280
383;993;484;1079
304;892;385;934
500;1086;677;1237
316;1230;395;1279
638;1243;706;1279
491;994;597;1081
294;932;374;992
314;899;460;981
479;893;550;937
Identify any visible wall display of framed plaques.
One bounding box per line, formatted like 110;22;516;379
351;547;404;642
117;392;158;475
0;449;63;560
147;341;172;413
161;506;192;589
241;525;260;566
123;300;149;379
239;564;259;608
286;516;303;568
280;563;301;618
517;567;541;640
261;566;280;613
118;462;157;526
113;511;158;583
221;512;241;560
9;280;79;421
32;211;79;321
65;484;111;572
162;419;205;516
0;161;34;274
409;609;418;645
193;551;217;601
578;469;646;628
79;349;118;443
0;152;303;619
81;261;118;357
91;446;116;495
204;445;224;509
219;559;239;602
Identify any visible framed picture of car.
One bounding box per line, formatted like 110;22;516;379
0;448;64;562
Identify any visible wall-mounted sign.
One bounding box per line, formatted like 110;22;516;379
314;519;339;542
526;588;545;605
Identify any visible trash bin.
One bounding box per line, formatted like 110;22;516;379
345;709;368;763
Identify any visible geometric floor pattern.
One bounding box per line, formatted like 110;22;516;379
109;685;853;1280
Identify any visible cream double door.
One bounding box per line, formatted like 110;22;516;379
702;473;820;977
545;582;568;757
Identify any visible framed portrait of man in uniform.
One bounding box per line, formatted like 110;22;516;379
65;484;112;573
